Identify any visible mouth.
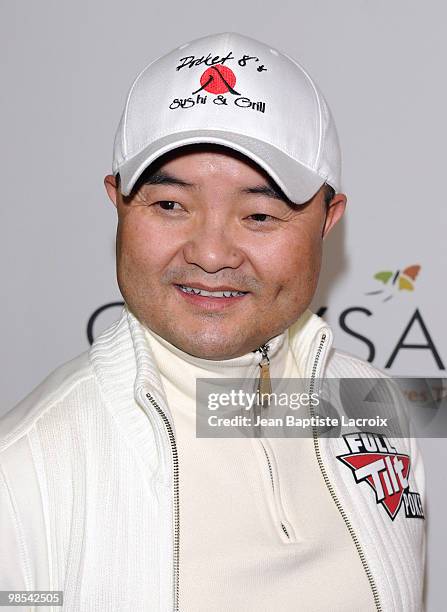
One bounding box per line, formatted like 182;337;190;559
173;283;249;310
175;284;248;298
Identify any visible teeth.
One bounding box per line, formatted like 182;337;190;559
179;285;246;298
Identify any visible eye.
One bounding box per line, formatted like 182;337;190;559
156;200;183;211
247;213;276;223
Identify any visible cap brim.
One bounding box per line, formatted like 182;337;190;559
116;129;326;205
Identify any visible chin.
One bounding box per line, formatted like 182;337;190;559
171;328;249;360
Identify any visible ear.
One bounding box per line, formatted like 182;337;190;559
104;174;119;208
322;193;347;239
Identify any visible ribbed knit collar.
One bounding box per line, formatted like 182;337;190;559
143;325;289;398
89;304;332;470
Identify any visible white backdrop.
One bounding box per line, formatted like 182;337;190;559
1;1;445;609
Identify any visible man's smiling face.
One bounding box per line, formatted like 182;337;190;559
104;145;346;359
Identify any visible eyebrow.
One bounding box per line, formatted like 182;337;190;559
141;170;194;188
241;184;290;202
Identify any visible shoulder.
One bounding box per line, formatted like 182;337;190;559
0;350;98;453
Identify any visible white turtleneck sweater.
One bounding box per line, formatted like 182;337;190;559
144;326;375;612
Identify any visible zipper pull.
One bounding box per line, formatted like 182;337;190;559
257;344;272;405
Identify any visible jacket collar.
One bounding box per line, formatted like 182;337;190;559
90;304;333;462
287;309;333;380
125;304;332;395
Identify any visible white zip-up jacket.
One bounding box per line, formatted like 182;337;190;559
0;306;426;611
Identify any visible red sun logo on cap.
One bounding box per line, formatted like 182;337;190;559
198;65;239;95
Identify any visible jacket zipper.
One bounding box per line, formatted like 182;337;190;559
256;343;272;401
309;333;382;612
145;392;180;612
259;439;292;540
255;344;295;541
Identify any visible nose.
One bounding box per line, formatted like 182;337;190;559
182;216;245;273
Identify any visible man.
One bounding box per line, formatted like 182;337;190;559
1;32;425;611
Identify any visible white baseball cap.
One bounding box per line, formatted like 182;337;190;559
112;32;342;204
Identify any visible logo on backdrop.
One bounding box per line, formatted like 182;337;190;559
317;264;444;371
365;264;421;302
337;432;424;520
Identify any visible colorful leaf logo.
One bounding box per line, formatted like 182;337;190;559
366;265;421;302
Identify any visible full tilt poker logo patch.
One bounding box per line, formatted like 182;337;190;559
337;432;424;521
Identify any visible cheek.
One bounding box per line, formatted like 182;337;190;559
115;219;174;316
252;228;323;294
117;216;171;277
